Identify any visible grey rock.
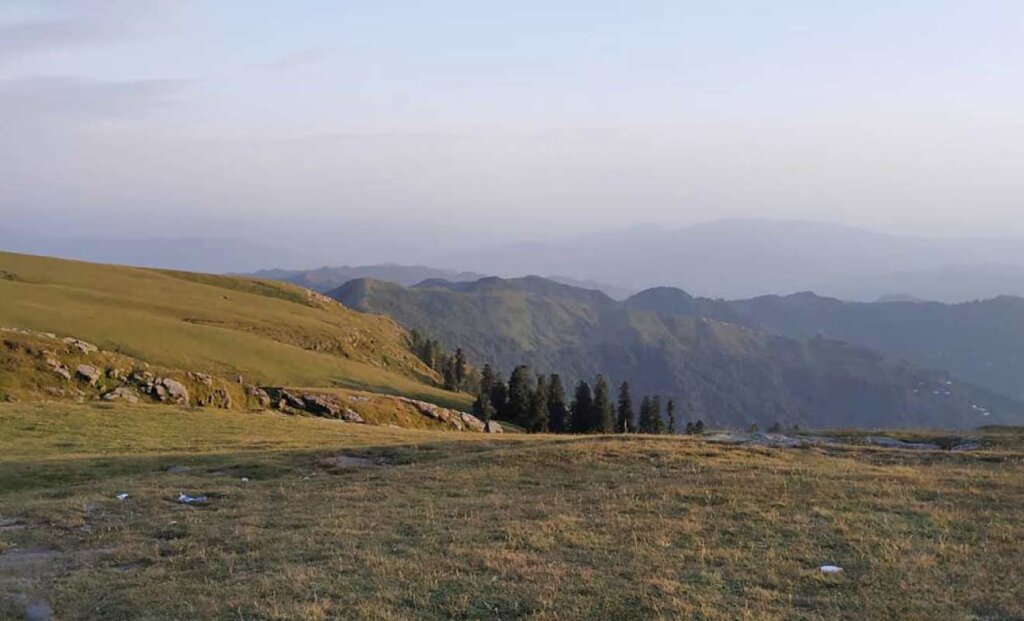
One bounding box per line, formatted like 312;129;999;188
485;420;504;433
248;386;271;408
343;408;365;423
159;378;189;404
75;364;101;385
101;387;139;404
25;601;53;621
165;465;192;474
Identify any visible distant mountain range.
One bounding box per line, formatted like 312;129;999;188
246;266;636;299
433;219;1024;302
330;275;1024;429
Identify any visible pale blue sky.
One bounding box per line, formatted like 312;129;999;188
2;1;1024;260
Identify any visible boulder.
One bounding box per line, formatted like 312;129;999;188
160;378;189;404
247;386;271;408
301;393;342;417
343;408;365;423
188;372;214;387
485;420;504;433
102;387;139;404
75;364;101;385
459;412;486;432
63;337;98;354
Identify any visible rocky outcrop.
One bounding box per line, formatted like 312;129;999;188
269;389;365;423
247;386;271;408
102;387;139;404
75;364;101;385
141;377;190;405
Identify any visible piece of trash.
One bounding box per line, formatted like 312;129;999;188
177;493;208;505
820;565;844;574
240;477;249;483
115;492;130;501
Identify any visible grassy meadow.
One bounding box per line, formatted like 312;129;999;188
0;252;469;409
2;402;1022;620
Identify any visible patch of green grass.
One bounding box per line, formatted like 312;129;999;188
2;403;1023;620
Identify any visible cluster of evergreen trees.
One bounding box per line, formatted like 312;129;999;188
471;364;706;435
411;331;708;434
409;330;476;392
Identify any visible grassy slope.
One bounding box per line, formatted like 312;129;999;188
0;252;469;409
2;402;1022;620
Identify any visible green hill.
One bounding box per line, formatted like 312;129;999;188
626;288;1024;403
0;251;470;410
331;277;1024;429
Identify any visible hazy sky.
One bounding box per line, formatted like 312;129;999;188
2;1;1024;260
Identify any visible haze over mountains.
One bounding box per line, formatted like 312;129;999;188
331;275;1024;430
10;219;1024;302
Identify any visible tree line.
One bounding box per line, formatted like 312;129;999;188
471;364;706;435
411;331;707;434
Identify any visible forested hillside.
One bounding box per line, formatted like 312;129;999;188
332;277;1023;429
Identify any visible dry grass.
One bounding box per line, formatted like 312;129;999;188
0;251;471;410
2;403;1023;620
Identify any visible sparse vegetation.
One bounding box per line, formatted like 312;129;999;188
2;402;1024;619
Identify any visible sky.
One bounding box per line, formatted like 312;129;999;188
2;1;1024;264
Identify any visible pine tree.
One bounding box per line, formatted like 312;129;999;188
480;364;496;396
454;348;467;389
546;374;569;433
441;355;458;391
507;366;532;427
489;380;508;420
666;399;676;434
651;395;664;434
616;381;635;433
525;375;549;432
637;395;653;433
472;389;496;427
694;419;706;434
570;381;593;433
592;375;614;433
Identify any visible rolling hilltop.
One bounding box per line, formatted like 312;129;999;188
0;251;475;423
331;276;1024;429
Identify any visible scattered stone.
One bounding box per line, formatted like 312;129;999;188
343;408;365;423
460;412;486;432
165;465;192;475
188;372;215;386
106;367;127;381
177;493;208;505
102;387;139;404
248;386;271;408
75;364;101;385
485;420;504;433
301;393;342;417
820;565;844;575
115;493;130;501
63;337;98;354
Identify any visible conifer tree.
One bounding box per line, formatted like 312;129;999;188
454;348;467;389
480;364;496;396
570;380;593;433
472;389;496;427
488;380;508;420
442;356;458;391
507;365;532;427
525;375;549;432
694;419;706;434
616;381;635;433
666;399;676;434
592;375;615;433
651;395;664;434
546;374;569;433
637;395;652;433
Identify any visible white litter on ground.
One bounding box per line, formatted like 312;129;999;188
115;493;129;501
820;565;844;574
240;477;249;483
177;493;208;505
